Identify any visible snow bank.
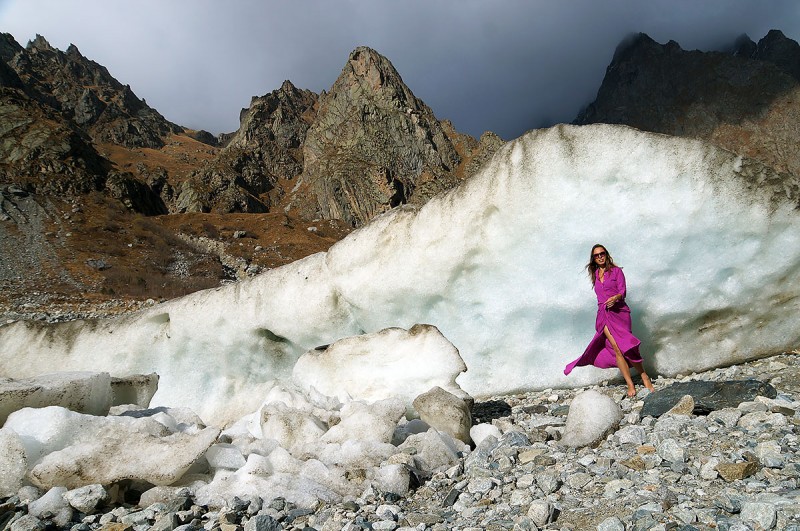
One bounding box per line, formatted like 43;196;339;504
1;124;798;424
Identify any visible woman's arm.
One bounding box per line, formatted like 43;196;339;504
604;268;627;308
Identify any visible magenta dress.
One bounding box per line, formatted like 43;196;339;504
564;266;643;375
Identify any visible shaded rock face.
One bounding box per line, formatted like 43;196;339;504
0;87;109;195
575;30;800;178
641;379;777;418
5;34;180;149
180;81;318;213
298;47;462;226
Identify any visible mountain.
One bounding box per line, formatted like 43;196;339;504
0;34;500;315
575;30;800;178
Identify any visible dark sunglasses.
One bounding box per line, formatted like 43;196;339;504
593;251;607;259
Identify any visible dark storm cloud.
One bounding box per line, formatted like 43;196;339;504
1;0;798;140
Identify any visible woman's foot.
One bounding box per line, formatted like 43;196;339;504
626;385;636;398
641;373;655;393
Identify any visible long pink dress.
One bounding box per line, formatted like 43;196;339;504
564;266;643;375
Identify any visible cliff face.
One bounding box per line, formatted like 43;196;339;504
177;81;318;213
295;47;464;226
575;31;800;178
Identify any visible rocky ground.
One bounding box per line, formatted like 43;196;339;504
1;352;798;531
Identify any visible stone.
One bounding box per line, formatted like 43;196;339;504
9;515;45;531
597;516;626;531
717;460;760;481
664;394;694;416
526;500;552;527
64;484;107;514
28;487;72;527
412;386;472;444
562;390;622;447
707;408;743;428
641;380;777;417
657;438;686;463
740;501;777;530
469;423;502;447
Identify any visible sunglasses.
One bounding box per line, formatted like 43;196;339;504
593;251;607;259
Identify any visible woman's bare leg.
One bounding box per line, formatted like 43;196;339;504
630;361;655;392
603;326;636;397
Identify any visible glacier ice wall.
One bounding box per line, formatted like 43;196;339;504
1;124;798;425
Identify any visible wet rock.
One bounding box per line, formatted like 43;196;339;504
641;380;777;417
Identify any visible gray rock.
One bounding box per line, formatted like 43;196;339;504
526;500;553;527
243;514;281;531
9;515;45;531
412;386;472;444
740;501;777;530
63;484;106;514
597;516;626;531
562;390;622;447
657;438;686;463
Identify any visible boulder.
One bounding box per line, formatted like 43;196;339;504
641;379;777;417
562;390;622;448
412;386;472;444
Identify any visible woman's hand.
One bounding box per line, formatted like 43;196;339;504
605;295;619;308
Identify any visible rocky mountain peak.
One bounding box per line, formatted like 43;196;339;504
294;46;463;226
576;29;800;179
755;29;800;80
27;34;54;52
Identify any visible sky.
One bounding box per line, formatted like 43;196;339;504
1;1;798;140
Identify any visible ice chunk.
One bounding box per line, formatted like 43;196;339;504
470;423;502;447
294;325;468;406
372;463;410;496
0;372;112;424
0;428;27;497
315;440;398;471
4;406;219;489
260;402;327;451
321;398;405;444
205;443;247;470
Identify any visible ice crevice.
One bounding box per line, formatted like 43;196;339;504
0;124;798;427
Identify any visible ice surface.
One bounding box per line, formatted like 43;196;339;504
28;486;71;527
0;428;27;497
1;124;799;423
321;398;405;444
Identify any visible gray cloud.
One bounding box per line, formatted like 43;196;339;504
1;0;798;139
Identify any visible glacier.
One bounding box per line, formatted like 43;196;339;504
0;124;798;426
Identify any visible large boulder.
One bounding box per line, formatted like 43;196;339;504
412;386;472;444
562;390;622;448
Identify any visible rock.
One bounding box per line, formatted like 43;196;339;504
244;514;281;531
740;501;777;530
137;486;192;511
716;460;760;481
0;372;113;424
527;500;553;527
657;439;686;463
664;394;694;416
575;31;800;179
641;380;777;417
597;516;626;531
28;487;72;527
562;390;622;447
412;386;472;444
63;484;107;514
9;515;45;531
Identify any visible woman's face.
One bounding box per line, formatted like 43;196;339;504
592;246;607;267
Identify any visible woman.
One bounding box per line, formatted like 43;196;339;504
564;244;655;397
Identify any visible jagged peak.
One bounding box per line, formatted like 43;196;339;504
27;34;54;52
611;32;661;63
280;79;296;92
66;43;83;58
732;33;756;57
